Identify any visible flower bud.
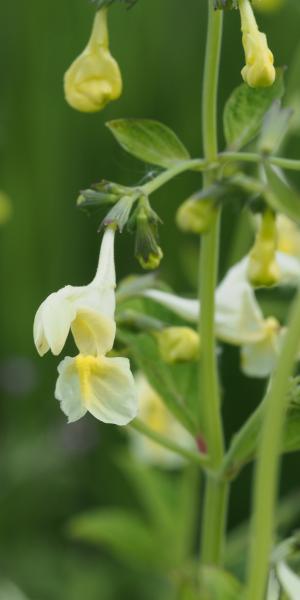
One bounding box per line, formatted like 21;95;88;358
252;0;284;13
64;9;122;113
239;0;276;88
247;210;280;287
176;198;216;235
133;200;163;270
156;327;200;364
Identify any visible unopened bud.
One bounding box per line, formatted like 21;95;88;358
156;326;200;364
134;201;163;270
252;0;284;12
239;0;275;88
176;198;216;235
247;210;280;287
64;9;122;113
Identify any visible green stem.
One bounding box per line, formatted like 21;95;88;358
142;158;208;196
220;151;300;171
245;288;300;600
130;419;209;468
199;2;227;566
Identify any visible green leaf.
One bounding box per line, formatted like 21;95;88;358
223;70;285;151
118;329;198;434
68;508;158;568
264;163;300;224
106;119;190;168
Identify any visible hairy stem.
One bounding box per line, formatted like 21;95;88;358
245;289;300;600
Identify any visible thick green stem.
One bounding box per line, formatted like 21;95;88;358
199;2;227;566
245;288;300;600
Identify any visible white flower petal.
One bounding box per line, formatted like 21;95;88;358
86;356;137;425
144;289;199;322
241;334;279;378
276;252;300;286
35;292;76;356
55;355;137;426
92;227;116;289
55;356;88;422
215;283;265;345
71;308;116;355
277;561;300;599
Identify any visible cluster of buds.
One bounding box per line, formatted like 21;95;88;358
64;8;122;112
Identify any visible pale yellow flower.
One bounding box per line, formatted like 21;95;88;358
64;9;122;113
129;373;193;467
277;215;300;258
34;227;116;357
55;354;137;425
239;0;275;87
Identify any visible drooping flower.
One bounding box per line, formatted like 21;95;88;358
64;9;122;113
34;227;116;357
239;0;276;87
142;254;294;378
129;373;193;467
55;354;137;425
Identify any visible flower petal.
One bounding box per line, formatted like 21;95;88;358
144;289;199;322
277;561;300;599
85;356;137;425
71;308;116;355
215;283;265;345
55;355;137;426
34;291;76;356
55;356;88;422
241;334;279;378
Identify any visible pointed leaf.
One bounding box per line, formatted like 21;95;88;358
223;70;284;150
107;119;190;168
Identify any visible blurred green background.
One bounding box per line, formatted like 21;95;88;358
0;0;300;598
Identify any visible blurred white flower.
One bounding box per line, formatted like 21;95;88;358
129;373;193;467
143;255;290;378
55;354;137;425
34;227;116;357
277;215;300;260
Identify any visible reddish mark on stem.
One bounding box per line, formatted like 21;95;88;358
196;435;207;455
